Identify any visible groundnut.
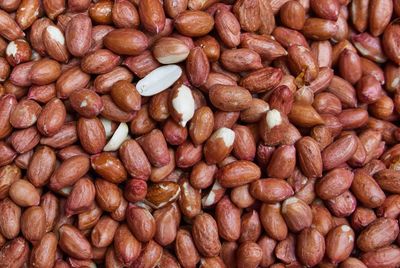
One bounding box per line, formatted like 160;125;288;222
0;1;398;266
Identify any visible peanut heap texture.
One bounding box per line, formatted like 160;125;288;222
0;0;400;267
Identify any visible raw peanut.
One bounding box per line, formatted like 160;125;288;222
217;160;260;188
81;49;120;74
65;14;92;57
101;95;136;122
311;40;333;68
114;224;141;266
322;134;357;170
209;85;252;112
49;155;90;191
126;205;156;242
289;102;324;128
338;49;362;85
30;232;57;268
94;66;133;94
232;124;256;161
0;164;21;199
123;51;160;79
316;168;353;200
40;192;59;233
137;129;170;167
16;0;40;30
77;203;102;231
258;236;276;267
192;213;221;257
139;0;165;34
325;225;354;263
29;59;61;86
311;204;334;236
213;111;240;130
351;207;377;231
351;169;386;208
37;98;66;136
0;141;16;166
0;237;29;268
65;177;95;216
352;33;387;63
383;23;400;65
357;218;399;252
237;242;263;268
215;10;240;48
145;181;180;209
239;210;261;242
302;18;338;41
280;1;306;30
20;206;46;244
111;80;141;112
215;196;241;241
175;228;200;267
59;224;93;260
153;37;189;64
369;0;393;37
40;122;78;149
95;178;122;212
124;179;147;203
0;10;25;41
104;29;148;56
119;139;151;180
6;39;31;66
9;126;40;154
43;26;69;63
91;152;127;184
377;195;400;219
89;0;113;24
267;145;296;179
296;137;323;178
9;99;41;128
150;148;176;182
282;197;312;232
168;84;195;127
220;48;262;72
69;89;104;118
77;117;106;154
130;239;163;267
9;179;40;207
310;0;339;21
10;61;34;87
296;228;325;267
153;204;179;246
204;127;235;164
42;0;65;19
240;67;282;94
112;0;140;28
287;44;319;84
361;246;400;268
231;184;255;208
326;190;357;217
178;178;201;218
250;179;293;203
175;11;214;37
260;203;288;241
275;234;296;263
27;146;56;187
186;47;210;87
91;216;119;248
0;198;21;239
56;66;90;99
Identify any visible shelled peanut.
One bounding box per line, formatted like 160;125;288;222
0;0;400;267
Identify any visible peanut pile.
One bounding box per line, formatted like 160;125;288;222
0;0;400;267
